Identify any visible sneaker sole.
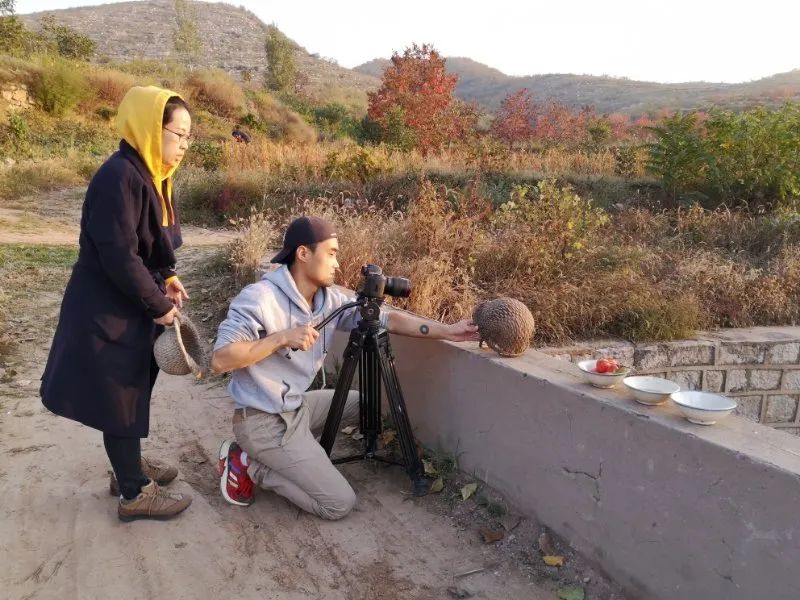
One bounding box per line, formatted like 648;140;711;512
118;506;190;522
217;439;234;477
218;439;252;507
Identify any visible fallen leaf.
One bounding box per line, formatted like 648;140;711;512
479;528;505;544
341;426;356;435
430;477;444;493
351;432;363;441
557;586;585;600
423;459;438;476
461;482;478;501
380;429;397;445
500;514;522;531
538;531;556;555
543;555;564;567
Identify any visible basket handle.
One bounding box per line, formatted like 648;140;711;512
172;314;204;378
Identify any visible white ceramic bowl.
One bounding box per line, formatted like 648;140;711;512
577;359;629;388
623;376;680;406
670;391;737;425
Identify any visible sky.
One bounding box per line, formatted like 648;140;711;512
14;0;800;84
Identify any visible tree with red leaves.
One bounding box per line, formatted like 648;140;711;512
491;89;536;147
367;43;475;153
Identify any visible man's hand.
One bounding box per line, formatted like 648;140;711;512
282;324;319;351
166;277;189;308
444;319;480;342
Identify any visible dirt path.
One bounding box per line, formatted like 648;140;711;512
1;369;555;599
0;207;236;246
0;245;570;600
0;187;235;246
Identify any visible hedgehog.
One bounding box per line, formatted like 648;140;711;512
472;297;535;357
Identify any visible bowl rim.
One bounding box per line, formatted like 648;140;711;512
577;359;629;377
622;376;680;394
670;390;737;412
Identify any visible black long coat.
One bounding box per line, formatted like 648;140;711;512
40;140;182;437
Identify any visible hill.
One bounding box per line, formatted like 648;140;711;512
19;0;381;96
356;57;800;115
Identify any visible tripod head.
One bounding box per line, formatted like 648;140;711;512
312;264;410;333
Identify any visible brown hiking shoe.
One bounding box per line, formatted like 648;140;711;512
109;456;179;496
117;480;192;522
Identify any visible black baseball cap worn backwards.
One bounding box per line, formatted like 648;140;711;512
271;216;338;264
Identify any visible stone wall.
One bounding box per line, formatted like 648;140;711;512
0;83;35;111
540;327;800;433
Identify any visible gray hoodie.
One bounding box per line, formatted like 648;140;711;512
213;265;388;413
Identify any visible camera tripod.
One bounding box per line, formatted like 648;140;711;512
313;296;430;496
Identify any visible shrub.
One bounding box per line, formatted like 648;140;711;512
264;24;296;93
185;69;245;118
323;145;391;183
186;140;223;171
39;15;96;60
249;91;315;144
646;104;800;206
87;68;137;105
31;59;90;116
227;210;278;287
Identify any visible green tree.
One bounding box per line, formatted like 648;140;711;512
703;105;800;203
645;112;708;201
39;15;96;60
174;0;201;67
264;24;296;93
0;0;27;56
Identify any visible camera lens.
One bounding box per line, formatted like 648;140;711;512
384;276;411;298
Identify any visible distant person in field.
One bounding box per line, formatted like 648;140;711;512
232;123;251;143
40;86;194;522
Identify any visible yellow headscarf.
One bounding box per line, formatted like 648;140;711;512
116;85;185;226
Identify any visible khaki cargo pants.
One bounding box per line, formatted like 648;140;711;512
232;390;360;520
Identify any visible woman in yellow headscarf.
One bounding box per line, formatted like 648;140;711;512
41;86;193;522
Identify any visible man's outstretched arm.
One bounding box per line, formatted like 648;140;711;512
386;311;479;342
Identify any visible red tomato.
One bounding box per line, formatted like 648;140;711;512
596;359;613;373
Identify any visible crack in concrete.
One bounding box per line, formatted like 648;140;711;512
562;462;603;502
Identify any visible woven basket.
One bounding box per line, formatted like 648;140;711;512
153;314;207;378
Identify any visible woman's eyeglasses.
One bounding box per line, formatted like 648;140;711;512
163;127;193;146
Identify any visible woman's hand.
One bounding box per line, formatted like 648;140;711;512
154;306;179;326
165;277;189;308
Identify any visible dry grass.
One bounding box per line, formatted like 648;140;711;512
86;68;139;106
185;69;246;118
249;91;317;144
224;179;800;345
0;157;87;205
216;139;635;182
226;211;279;287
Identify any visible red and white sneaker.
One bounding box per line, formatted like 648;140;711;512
218;439;254;506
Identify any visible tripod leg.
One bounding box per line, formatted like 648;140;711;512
360;340;382;456
320;330;363;455
375;333;430;496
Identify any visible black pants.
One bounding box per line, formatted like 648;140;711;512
104;433;148;500
103;351;160;500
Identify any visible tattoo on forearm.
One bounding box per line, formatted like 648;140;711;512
419;324;429;335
